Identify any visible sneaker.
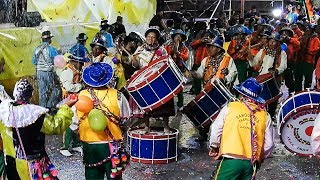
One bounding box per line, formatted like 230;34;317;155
60;149;73;157
72;147;83;156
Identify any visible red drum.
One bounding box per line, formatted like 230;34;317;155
255;73;282;104
183;78;234;130
277;90;320;156
127;127;178;164
127;56;186;112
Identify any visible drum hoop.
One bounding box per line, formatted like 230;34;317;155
128;128;179;139
127;56;169;84
131;156;178;164
127;61;169;91
255;73;273;83
276;91;320;131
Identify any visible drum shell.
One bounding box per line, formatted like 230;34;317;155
255;73;282;104
183;79;234;130
126;56;185;111
127;127;178;164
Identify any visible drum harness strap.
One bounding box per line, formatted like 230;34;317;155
242;97;266;180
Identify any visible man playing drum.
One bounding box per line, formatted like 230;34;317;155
209;77;274;179
191;37;237;89
248;32;287;119
131;26;174;133
165;29;189;110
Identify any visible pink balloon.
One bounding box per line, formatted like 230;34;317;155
54;55;67;69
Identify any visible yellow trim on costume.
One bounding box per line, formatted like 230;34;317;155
214;158;224;180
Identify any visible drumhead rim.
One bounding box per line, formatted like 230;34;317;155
276;90;320;127
126;56;169;88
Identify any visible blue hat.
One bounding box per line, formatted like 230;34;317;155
82;62;114;87
69;45;90;63
234;77;265;104
206;37;225;52
259;30;272;37
90;38;107;51
233;25;250;35
171;29;187;41
269;32;281;42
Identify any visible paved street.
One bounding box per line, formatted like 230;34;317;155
46;84;320;180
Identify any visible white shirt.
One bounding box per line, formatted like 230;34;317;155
194;55;237;84
209;104;274;159
249;49;287;75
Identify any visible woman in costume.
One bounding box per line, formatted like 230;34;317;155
0;79;76;179
131;26;174;133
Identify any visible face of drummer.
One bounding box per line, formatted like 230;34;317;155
146;32;158;45
260;35;269;45
92;45;104;57
173;34;182;43
268;39;279;49
206;45;221;57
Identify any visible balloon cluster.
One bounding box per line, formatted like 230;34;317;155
32;162;58;180
75;96;107;131
110;143;130;179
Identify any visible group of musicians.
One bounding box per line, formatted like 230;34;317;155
0;14;320;179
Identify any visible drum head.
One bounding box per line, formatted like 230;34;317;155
280;107;318;156
278;90;320;156
127;57;168;90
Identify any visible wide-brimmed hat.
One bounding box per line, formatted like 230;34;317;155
259;30;272;37
82;62;114;87
171;29;187;41
41;31;54;39
279;27;294;37
233;25;249;36
100;20;109;27
76;33;88;41
145;26;161;40
206;37;225;53
234;77;265;104
90;38;107;51
269;32;281;42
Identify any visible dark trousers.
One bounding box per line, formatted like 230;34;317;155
234;60;248;83
284;62;297;93
295;61;314;91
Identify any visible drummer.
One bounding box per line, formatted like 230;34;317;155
131;26;175;133
165;29;189;110
248;32;287;77
248;32;287;119
191;37;237;88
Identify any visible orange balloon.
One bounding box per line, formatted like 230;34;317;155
75;95;94;113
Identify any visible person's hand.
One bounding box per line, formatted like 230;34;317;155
221;68;229;75
201;37;211;43
269;69;279;76
208;147;219;159
64;94;78;107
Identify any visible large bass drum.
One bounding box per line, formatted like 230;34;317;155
277;90;320;156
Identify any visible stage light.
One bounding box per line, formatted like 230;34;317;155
272;9;282;17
